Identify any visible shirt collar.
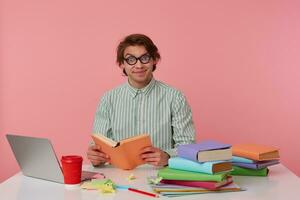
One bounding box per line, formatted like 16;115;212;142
126;78;156;98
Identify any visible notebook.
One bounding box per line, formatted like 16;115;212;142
6;134;98;184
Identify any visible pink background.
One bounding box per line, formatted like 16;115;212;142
1;0;300;182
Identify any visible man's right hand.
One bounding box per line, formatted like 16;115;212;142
87;145;110;166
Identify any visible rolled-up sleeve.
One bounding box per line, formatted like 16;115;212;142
92;93;112;138
165;91;195;157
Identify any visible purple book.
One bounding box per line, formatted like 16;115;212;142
177;141;232;162
233;159;280;169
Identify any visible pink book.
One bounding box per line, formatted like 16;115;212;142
160;176;233;190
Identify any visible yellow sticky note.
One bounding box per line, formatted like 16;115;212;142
99;185;115;193
81;179;116;194
147;176;162;185
127;173;136;181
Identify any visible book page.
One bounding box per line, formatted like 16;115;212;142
92;134;118;147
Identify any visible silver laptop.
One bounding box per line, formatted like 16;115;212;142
6;134;99;184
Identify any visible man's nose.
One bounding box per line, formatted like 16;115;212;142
134;59;143;68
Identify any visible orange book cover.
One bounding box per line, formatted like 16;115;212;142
232;144;280;161
91;133;152;170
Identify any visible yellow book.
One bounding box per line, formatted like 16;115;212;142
91;133;152;170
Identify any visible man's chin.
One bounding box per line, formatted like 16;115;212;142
134;78;147;84
131;76;150;84
132;74;148;80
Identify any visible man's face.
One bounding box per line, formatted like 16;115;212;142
121;45;156;88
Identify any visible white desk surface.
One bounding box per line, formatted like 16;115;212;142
0;164;299;200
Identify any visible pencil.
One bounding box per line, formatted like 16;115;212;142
128;188;159;198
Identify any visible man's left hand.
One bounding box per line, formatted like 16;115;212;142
140;146;170;166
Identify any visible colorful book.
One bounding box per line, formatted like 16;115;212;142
168;157;232;174
159;176;233;190
158;167;228;182
152;182;243;195
91;133;152;170
177;141;232;162
232;156;255;163
233;159;280;169
232;144;280;161
229;166;269;176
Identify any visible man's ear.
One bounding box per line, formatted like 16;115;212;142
153;59;157;65
119;64;125;70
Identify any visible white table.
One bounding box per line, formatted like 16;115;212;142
0;164;299;200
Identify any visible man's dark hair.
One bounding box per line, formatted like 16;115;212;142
116;34;161;75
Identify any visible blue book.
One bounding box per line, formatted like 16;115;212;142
232;156;255;163
233;160;280;169
177;141;232;162
168;157;232;174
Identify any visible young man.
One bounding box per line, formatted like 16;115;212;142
87;34;195;167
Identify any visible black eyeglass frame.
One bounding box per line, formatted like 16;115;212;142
123;53;152;65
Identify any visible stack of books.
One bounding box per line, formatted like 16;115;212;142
231;144;280;176
152;141;244;197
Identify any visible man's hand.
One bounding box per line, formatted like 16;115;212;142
87;145;110;166
140;146;170;166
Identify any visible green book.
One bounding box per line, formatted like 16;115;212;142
230;166;269;176
158;167;228;182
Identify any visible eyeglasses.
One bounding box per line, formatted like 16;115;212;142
124;53;152;65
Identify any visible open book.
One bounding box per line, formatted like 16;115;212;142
91;133;152;170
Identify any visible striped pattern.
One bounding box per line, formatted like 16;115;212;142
93;78;195;156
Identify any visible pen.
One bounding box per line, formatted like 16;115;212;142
128;187;159;198
116;185;130;190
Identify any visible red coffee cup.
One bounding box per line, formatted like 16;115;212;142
61;155;83;185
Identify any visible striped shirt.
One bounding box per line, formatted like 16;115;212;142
92;78;195;156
